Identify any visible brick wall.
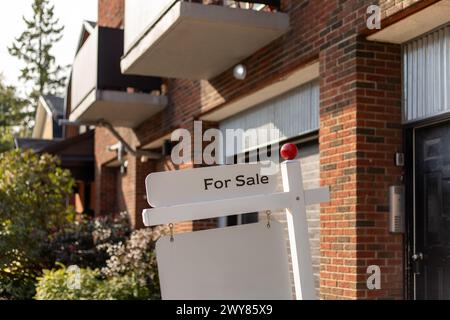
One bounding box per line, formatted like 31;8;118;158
97;166;118;215
94;125;153;228
380;0;422;18
94;126;135;213
98;0;124;28
319;35;404;299
318;0;406;299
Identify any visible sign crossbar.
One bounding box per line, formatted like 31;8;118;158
142;187;329;227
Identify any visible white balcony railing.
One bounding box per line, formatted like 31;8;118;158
124;0;175;55
124;0;273;55
71;28;99;112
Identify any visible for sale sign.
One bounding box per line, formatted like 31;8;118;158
143;152;330;300
145;163;278;207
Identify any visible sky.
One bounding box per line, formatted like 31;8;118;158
0;0;97;94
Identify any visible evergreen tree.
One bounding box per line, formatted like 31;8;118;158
0;77;28;153
8;0;66;106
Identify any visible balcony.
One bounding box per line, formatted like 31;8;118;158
121;0;290;80
69;26;167;128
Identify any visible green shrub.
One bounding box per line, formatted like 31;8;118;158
0;150;75;299
35;264;102;300
35;227;168;300
95;273;151;300
35;264;154;300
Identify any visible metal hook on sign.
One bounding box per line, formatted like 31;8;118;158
266;210;272;229
169;223;174;242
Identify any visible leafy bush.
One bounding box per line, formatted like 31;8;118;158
96;273;152;300
35;265;102;300
0;150;75;299
42;213;131;270
35;227;168;300
35;264;153;300
0;77;28;153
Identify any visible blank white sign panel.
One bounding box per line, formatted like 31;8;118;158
156;221;292;300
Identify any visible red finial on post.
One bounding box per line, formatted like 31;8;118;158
280;143;298;160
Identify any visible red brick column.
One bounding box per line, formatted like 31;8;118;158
134;157;157;229
320;36;404;299
96;165;117;216
98;0;124;28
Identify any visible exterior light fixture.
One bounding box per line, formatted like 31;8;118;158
233;64;247;80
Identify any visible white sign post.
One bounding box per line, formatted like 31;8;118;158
143;156;329;300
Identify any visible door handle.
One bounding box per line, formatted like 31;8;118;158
412;253;423;261
412;252;423;275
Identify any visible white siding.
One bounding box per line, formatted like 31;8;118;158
71;28;98;111
403;24;450;123
219;80;320;151
124;0;177;54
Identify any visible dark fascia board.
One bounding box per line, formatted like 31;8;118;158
41;95;65;118
14;138;61;152
40;130;94;155
245;0;280;8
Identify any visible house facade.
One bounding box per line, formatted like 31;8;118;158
67;0;450;300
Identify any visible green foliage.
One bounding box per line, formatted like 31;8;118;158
0;78;28;128
0;129;15;155
35;227;168;300
35;264;152;300
0;78;29;153
42;213;131;270
97;273;152;300
8;0;67;106
35;265;102;300
0;149;75;299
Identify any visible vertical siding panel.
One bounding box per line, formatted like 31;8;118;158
408;42;414;120
220;80;320;150
445;27;450;111
403;24;450;122
403;44;408;121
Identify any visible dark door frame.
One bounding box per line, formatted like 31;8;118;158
404;115;450;300
404;125;414;300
